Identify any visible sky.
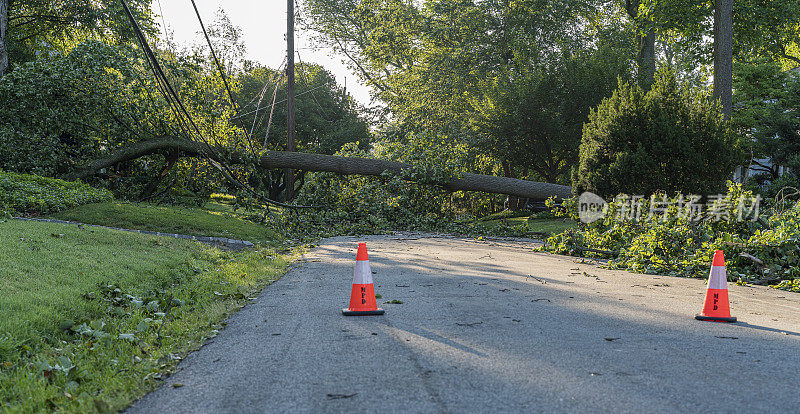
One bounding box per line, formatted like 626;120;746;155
151;0;373;106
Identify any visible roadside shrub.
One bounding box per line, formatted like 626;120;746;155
0;42;140;176
0;171;113;215
574;69;742;198
541;182;800;289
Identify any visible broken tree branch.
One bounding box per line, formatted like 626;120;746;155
70;138;573;200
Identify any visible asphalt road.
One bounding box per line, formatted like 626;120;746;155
128;234;800;413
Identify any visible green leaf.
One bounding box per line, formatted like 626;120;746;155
136;320;150;333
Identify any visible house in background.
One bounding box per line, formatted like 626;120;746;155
733;160;787;183
733;66;799;184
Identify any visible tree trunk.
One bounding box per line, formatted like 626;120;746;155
638;30;656;88
73;138;573;200
501;160;513;178
0;0;8;79
138;152;179;201
625;0;656;90
713;0;733;119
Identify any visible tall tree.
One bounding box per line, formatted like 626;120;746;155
714;0;733;119
205;8;246;74
624;0;656;89
301;0;629;184
640;0;800;116
0;0;7;79
1;0;154;74
733;60;800;180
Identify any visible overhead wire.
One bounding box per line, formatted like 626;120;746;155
296;50;333;121
156;0;169;47
189;0;256;154
262;69;285;147
118;0;319;209
240;56;286;112
120;0;207;150
231;84;327;119
250;62;286;139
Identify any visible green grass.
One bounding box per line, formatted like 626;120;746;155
477;209;531;222
0;219;291;412
202;200;283;217
479;215;576;236
52;202;282;246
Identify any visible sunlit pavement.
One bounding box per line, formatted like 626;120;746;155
129;234;800;413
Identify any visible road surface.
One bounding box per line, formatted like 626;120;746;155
129;234;800;413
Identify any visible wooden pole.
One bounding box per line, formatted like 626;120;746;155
285;0;296;200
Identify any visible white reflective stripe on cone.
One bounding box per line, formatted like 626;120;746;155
353;260;373;284
707;265;728;290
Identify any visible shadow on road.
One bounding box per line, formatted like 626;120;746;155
734;321;800;337
128;236;800;413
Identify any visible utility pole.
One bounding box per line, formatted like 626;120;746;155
285;0;296;201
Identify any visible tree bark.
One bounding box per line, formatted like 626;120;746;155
138;151;179;201
625;0;656;90
0;0;8;79
73;138;573;200
713;0;733;119
638;30;656;88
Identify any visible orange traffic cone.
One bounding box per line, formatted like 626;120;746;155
695;250;737;323
342;243;385;316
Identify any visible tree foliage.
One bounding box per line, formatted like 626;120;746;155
0;41;167;176
302;0;635;183
640;0;800;69
288;135;504;235
542;183;799;286
470;47;631;182
3;0;154;71
575;69;742;197
733;60;800;183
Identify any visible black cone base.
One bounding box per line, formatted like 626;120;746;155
695;314;737;323
342;308;385;316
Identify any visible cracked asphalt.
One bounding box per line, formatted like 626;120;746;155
128;234;800;413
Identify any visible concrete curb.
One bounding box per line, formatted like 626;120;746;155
12;217;255;248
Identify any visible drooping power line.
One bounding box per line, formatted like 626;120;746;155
189;0;256;154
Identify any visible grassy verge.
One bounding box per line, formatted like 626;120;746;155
0;219;291;412
478;215;576;236
52;202;281;246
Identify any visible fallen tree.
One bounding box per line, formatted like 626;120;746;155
73;138;573;200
